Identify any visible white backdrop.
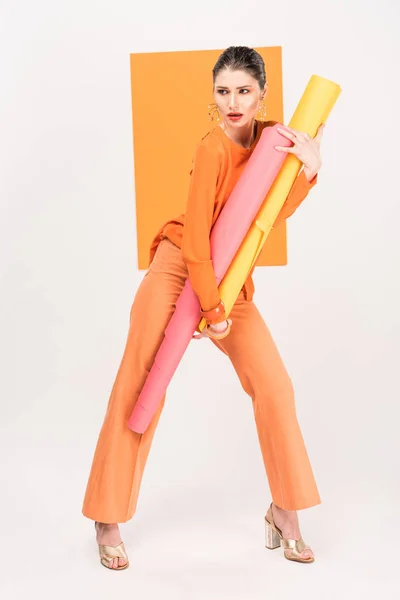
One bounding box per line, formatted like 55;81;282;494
1;0;399;598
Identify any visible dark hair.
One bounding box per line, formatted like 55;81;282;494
212;46;266;90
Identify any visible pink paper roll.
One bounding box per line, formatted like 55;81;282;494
128;124;292;433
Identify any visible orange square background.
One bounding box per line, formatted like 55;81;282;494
130;46;288;270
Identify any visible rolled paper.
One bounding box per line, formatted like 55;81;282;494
129;75;341;433
208;125;293;282
128;124;293;433
198;74;342;331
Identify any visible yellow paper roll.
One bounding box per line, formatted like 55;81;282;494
198;74;341;331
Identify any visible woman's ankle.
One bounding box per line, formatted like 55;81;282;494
95;522;119;530
272;503;296;515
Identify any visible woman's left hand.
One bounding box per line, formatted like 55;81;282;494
275;124;325;181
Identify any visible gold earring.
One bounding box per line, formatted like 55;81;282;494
257;100;267;122
208;103;220;122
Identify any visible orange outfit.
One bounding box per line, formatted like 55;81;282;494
82;120;321;524
150;120;317;313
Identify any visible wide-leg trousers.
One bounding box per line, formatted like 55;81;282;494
82;239;321;523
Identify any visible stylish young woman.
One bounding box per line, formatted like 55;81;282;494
83;45;324;569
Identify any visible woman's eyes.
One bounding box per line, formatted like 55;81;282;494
217;89;250;94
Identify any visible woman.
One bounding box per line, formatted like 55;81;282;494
83;46;324;570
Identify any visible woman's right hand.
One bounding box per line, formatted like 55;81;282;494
192;319;232;340
208;321;230;334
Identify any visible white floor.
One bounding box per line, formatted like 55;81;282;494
1;442;397;600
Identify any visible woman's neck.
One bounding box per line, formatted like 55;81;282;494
220;119;257;149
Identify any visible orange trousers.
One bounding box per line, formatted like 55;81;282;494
82;239;321;523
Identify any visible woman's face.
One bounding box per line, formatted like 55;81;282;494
213;68;267;128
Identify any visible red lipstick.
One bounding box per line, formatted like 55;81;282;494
227;112;243;122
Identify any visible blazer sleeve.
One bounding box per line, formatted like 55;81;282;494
181;143;224;315
273;169;318;228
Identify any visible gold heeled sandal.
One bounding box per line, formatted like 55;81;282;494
264;502;315;563
95;522;129;571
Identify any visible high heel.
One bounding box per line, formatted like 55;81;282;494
95;522;129;571
265;517;281;549
264;502;315;563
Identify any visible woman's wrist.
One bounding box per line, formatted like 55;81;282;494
200;300;226;325
303;164;320;182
